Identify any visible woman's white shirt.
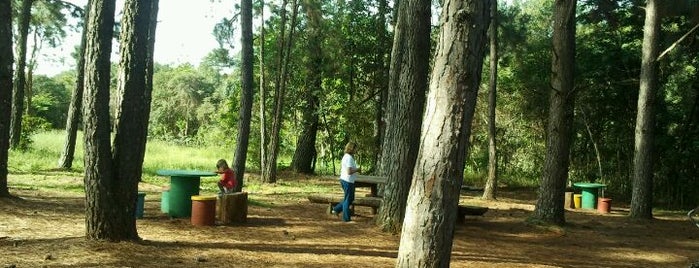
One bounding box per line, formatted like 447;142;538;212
340;153;357;183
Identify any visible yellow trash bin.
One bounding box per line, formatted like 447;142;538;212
573;194;582;209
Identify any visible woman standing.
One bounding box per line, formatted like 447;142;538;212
331;142;361;222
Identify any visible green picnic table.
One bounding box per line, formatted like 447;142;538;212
157;169;217;218
573;182;607;209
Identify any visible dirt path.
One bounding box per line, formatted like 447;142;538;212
1;182;698;267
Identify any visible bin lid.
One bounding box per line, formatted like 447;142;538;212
191;195;217;201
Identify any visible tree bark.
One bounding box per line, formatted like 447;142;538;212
531;0;577;226
395;0;490;266
82;0;118;240
233;0;255;192
9;0;34;149
630;0;659;220
375;0;431;234
58;1;90;169
291;0;322;174
0;0;13;197
483;0;499;200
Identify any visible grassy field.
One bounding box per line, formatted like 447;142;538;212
7;130;334;196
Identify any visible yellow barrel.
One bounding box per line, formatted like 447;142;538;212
573;194;582;209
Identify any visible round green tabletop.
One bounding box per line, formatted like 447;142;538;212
156;170;217;218
156;169;217;177
573;182;606;209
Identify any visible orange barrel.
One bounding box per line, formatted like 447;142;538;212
191;195;217;226
597;198;612;214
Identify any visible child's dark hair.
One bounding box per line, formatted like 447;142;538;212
216;159;229;169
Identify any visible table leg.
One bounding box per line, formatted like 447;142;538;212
580;187;598;209
169;176;201;218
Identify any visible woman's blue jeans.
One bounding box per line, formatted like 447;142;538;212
333;180;355;221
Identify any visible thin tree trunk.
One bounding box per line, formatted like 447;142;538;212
580;107;603;180
9;0;34;149
372;0;390;170
0;0;13;197
531;0;577;226
630;0;659;220
259;0;266;180
291;0;322;174
395;0;490;266
58;1;90;169
233;0;255;192
264;0;299;183
83;0;118;240
482;0;499;200
375;0;431;234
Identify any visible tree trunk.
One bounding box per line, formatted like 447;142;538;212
291;0;322;175
375;0;431;234
531;0;577;226
9;0;33;149
58;2;90;169
372;0;390;170
258;0;266;181
82;0;120;240
630;0;659;220
108;0;157;241
233;0;254;192
0;0;13;197
395;0;490;266
483;0;499;200
264;0;299;183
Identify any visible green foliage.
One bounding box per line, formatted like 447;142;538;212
30;74;70;128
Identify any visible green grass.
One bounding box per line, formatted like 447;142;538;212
7;130;337;198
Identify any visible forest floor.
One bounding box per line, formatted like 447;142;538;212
1;172;698;268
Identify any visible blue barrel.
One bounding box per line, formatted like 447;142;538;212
136;192;146;218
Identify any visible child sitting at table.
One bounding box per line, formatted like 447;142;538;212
215;159;237;195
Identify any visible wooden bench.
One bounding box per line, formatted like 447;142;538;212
307;194;382;215
457;205;489;223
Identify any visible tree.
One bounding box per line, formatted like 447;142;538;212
630;0;659;219
375;0;431;233
395;0;490;266
482;0;499;200
290;0;323;174
262;0;299;183
0;0;13;197
82;0;118;240
59;1;89;169
83;0;158;240
531;0;577;226
9;0;34;149
233;0;255;192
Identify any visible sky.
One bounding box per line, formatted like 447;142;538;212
35;0;235;76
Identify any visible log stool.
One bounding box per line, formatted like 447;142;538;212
217;192;248;224
191;195;217;226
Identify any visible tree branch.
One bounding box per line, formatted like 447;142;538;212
657;22;699;61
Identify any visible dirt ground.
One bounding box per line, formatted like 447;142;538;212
1;175;698;268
